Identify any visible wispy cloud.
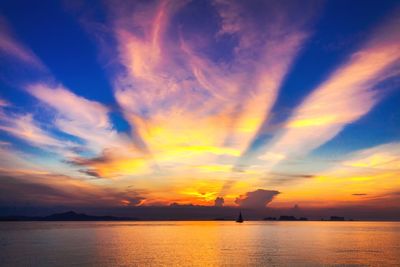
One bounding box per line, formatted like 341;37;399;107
0;144;39;171
0;15;151;179
108;0;316;180
26;83;151;178
28;83;128;153
0;113;70;150
0;98;9;107
342;143;400;171
246;14;400;171
0;16;45;69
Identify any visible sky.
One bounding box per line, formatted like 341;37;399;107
0;0;399;219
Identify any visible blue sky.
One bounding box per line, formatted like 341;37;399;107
0;0;399;212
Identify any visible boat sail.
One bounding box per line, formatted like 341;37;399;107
236;211;244;223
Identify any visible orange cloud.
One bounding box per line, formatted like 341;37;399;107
109;0;314;186
273;143;400;208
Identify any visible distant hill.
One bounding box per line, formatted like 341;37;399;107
0;211;140;221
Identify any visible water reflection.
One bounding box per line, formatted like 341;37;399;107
0;221;399;266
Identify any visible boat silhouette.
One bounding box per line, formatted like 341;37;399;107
236;211;244;223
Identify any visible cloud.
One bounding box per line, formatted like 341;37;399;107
1;85;149;178
0;145;40;171
245;13;400;171
169;202;194;207
0;17;153;178
28;83;123;152
0;169;146;207
0;98;9;107
0;113;73;151
271;172;314;179
183;0;314;151
342;143;400;171
0;170;98;206
266;172;315;185
78;169;102;179
1;85;151;178
29;82;148;157
214;197;224;207
67;148;149;178
120;196;145;207
0;16;45;68
102;0;317;182
235;189;280;208
29;84;110;129
275;142;400;207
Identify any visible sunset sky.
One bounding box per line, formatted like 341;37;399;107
0;0;399;217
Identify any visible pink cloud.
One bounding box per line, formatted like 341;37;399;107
0;16;45;69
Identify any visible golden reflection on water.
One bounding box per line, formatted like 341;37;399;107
0;221;399;266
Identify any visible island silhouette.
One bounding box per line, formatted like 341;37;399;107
0;211;352;221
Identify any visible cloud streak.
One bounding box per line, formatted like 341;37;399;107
0;16;45;69
0;113;72;151
28;83;126;153
244;13;400;171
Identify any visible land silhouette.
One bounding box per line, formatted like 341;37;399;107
0;210;353;221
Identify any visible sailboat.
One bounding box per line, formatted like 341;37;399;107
236;211;244;223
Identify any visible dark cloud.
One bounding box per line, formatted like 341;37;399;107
352;193;367;196
271;173;314;179
267;172;315;185
0;170;146;207
235;189;280;208
169;203;194;207
79;169;102;178
121;195;145;206
214;197;224;207
66;151;113;166
119;188;147;207
0;174;73;205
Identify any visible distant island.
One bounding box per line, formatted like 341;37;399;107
264;215;350;221
264;215;308;221
0;211;140;221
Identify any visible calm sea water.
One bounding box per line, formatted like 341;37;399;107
0;221;399;266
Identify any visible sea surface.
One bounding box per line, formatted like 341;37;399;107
0;221;399;266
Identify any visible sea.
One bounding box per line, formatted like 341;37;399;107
0;221;399;266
